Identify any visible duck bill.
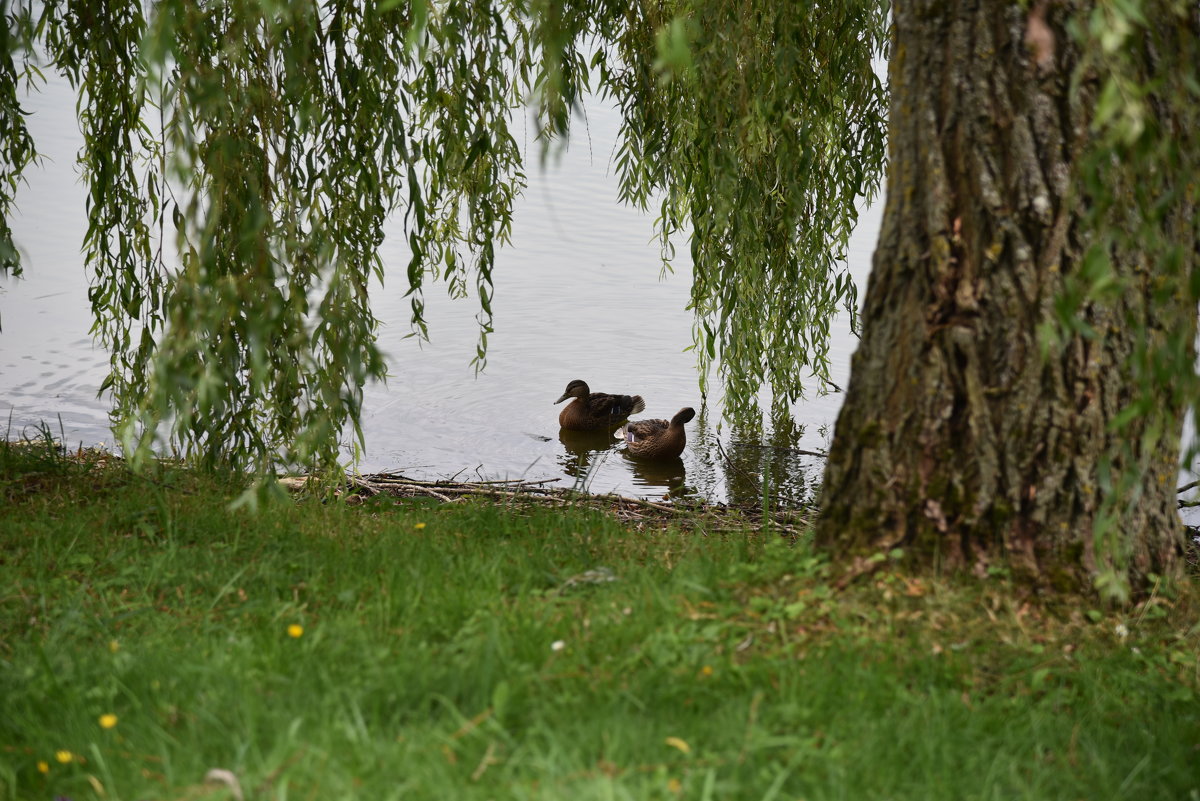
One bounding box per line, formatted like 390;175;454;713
553;393;571;404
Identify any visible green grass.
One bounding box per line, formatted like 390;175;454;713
1;443;1198;800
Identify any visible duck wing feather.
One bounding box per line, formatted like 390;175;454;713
624;418;669;444
585;392;645;421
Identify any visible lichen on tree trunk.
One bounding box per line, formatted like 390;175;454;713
817;1;1193;592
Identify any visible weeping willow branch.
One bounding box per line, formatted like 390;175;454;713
1;0;889;472
0;0;40;278
595;1;889;428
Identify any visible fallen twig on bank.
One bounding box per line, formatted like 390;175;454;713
281;471;812;536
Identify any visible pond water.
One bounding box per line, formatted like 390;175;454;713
1;70;880;504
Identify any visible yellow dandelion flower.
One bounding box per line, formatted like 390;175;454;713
414;522;426;530
55;750;72;764
287;624;304;638
667;777;682;793
700;665;714;677
37;761;49;774
99;714;118;729
108;640;119;653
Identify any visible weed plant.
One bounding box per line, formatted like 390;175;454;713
1;441;1197;800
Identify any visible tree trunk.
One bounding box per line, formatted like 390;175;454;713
817;1;1193;594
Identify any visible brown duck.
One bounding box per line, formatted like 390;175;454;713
555;379;646;431
622;407;695;460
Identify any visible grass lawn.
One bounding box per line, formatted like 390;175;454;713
1;443;1198;800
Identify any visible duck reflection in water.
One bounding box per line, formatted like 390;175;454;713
557;428;618;485
622;452;689;498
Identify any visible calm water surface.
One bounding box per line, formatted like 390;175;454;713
1;73;881;504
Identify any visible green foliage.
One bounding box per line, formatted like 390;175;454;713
0;0;39;278
1;465;1197;799
1050;1;1200;599
595;1;889;428
0;418;70;491
11;0;536;472
1;0;888;471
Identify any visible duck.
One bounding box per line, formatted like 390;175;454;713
554;379;646;431
621;407;695;460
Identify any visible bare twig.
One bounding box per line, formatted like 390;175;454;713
296;471;815;533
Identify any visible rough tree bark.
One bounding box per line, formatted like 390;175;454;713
817;1;1193;591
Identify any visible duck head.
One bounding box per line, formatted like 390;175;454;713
554;379;590;404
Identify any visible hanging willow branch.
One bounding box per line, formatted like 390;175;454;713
26;0;542;473
0;0;39;279
596;1;889;429
1;0;889;472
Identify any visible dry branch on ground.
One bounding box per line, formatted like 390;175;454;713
279;472;811;536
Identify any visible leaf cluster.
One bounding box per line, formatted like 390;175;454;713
1046;1;1200;600
594;0;889;428
0;0;41;280
8;0;546;472
0;0;889;470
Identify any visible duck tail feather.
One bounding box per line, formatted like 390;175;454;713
629;395;646;415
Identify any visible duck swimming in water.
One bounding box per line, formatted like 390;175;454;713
554;379;646;432
621;407;695;460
